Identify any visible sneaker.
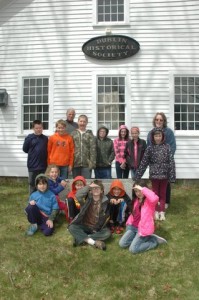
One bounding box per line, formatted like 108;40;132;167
159;211;166;221
152;234;167;245
115;226;124;235
154;211;160;221
26;224;38;236
94;240;106;251
165;203;169;209
110;225;115;234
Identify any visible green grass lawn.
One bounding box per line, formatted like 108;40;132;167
0;180;199;300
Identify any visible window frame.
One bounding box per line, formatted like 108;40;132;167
92;0;129;26
17;71;54;136
170;70;199;136
92;70;131;136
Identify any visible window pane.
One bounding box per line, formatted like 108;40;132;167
97;75;125;130
22;77;49;130
174;76;199;131
97;0;124;23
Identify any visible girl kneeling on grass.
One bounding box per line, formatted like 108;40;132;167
25;174;59;236
119;180;167;254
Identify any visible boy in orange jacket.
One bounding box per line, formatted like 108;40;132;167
48;119;74;178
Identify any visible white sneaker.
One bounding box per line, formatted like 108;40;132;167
152;234;167;244
165;203;169;209
154;211;160;220
159;211;166;221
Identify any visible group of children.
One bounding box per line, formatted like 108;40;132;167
23;111;176;254
25;170;167;254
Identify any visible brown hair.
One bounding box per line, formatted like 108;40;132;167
152;112;167;128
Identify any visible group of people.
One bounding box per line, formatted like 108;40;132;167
23;109;176;254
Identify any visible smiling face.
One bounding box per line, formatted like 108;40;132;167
131;128;139;141
49;167;59;181
154;114;164;129
78;116;88;131
67;110;75;122
75;180;85;191
112;187;122;197
56;124;66;135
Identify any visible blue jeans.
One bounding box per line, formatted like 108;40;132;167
119;225;158;254
94;167;112;179
72;167;92;179
59;166;68;179
115;161;129;179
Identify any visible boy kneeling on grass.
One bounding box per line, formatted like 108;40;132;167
68;180;111;251
25;174;59;236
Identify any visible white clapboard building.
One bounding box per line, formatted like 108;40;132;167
0;0;199;178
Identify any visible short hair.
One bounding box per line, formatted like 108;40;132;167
55;119;67;128
35;174;48;187
32;120;43;128
92;179;104;192
78;114;88;123
152;112;167;128
66;108;76;115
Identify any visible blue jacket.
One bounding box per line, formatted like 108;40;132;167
29;189;59;216
23;133;48;171
48;177;65;195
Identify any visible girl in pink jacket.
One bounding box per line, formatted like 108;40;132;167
119;180;167;254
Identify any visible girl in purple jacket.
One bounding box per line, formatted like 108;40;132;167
119;180;167;254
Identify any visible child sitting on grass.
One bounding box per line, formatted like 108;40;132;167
45;164;69;220
106;179;132;234
25;174;59;236
66;176;86;223
119;180;167;254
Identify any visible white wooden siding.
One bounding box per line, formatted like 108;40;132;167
0;0;199;178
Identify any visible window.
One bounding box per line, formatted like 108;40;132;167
174;76;199;130
98;0;124;22
97;76;126;130
22;77;49;130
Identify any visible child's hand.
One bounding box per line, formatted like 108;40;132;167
120;162;126;169
46;220;53;228
60;180;68;188
110;198;117;204
29;200;36;205
133;184;143;191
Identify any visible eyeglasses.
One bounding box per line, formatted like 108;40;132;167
155;118;163;122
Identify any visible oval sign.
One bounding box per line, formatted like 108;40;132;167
82;35;140;60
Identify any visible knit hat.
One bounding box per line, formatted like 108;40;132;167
35;173;49;187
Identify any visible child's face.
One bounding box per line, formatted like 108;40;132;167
134;188;143;200
78;117;88;131
56;124;66;135
49;168;59;180
154;133;163;145
131;129;139;140
120;129;127;138
90;186;102;197
75;181;84;191
33;124;43;136
112;187;122;197
37;181;48;193
99;129;107;139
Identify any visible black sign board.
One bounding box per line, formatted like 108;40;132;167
82;35;140;60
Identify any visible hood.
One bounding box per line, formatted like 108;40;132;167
35;173;49;187
151;127;165;144
97;126;109;138
71;176;86;191
109;179;125;197
118;125;129;139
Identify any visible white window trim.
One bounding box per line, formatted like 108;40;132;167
169;69;199;137
17;71;54;136
92;70;131;136
92;0;129;27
